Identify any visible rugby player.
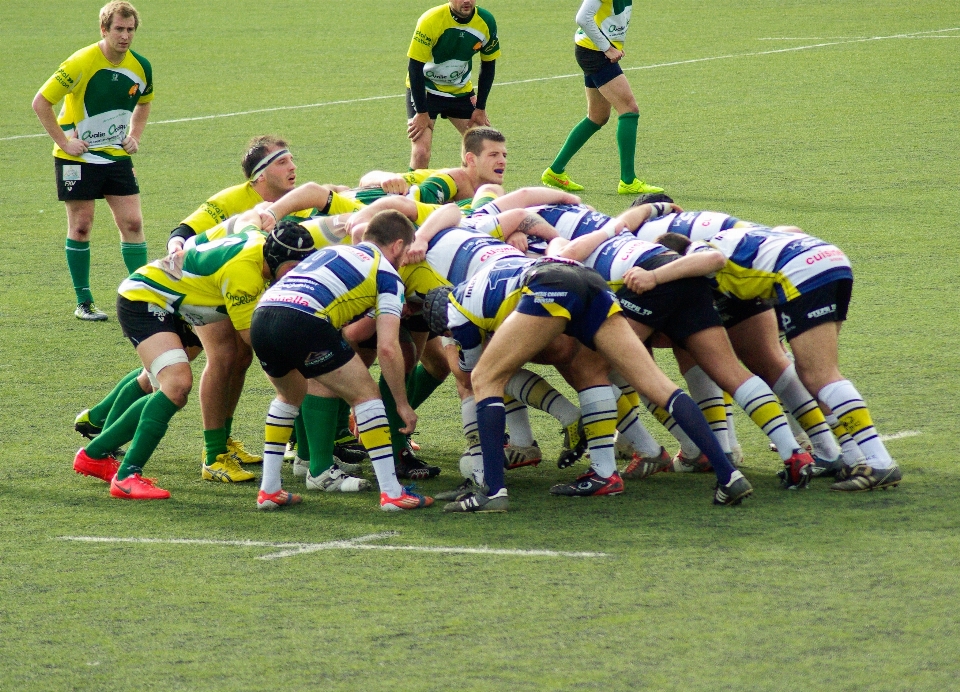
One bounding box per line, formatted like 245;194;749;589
423;253;751;512
541;0;663;196
251;211;433;511
32;1;153;321
642;227;902;491
631;204;852;475
405;0;500;169
72;217;316;499
550;203;818;487
359;126;507;207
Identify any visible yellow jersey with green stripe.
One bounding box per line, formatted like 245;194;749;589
179;181;345;234
575;0;632;51
118;230;267;330
259;243;405;330
39;43;154;164
407;4;501;97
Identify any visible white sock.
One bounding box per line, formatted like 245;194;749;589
506;368;580;427
641;394;700;458
354;399;403;497
683;366;730;453
261;398;299;494
579;385;618;478
733;375;797;462
504;398;535;446
773;364;842;461
819;380;893;469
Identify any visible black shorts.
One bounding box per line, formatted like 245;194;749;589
55;158;139;201
517;261;621;349
116;295;200;348
406;89;476;120
251;306;355;379
575;45;624;89
714;294;774;329
615;255;722;348
777;279;853;339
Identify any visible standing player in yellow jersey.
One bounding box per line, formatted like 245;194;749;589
541;0;663;196
406;0;501;170
32;1;153;321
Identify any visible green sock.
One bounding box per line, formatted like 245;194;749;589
302;395;339;476
86;395;150;459
616;112;640;183
379;375;408;460
407;364;445;410
65;238;93;304
294;413;309;461
117;391;180;479
335;398;353;442
225;416;233;439
120;242;148;274
88;368;142;427
203;428;228;466
104;370;150;428
550;117;602;174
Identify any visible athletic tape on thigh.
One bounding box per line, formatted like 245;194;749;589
147;349;190;388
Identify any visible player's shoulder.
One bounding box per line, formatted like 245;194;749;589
209;181;260;204
128;50;153;79
416;4;451;27
475;6;497;30
58;43;102;71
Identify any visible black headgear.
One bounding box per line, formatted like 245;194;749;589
423;286;453;336
631;192;674;208
264;220;315;276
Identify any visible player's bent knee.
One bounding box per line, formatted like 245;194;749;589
149;349;192;405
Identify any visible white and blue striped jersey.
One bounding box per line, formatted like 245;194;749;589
698;228;854;303
581;235;671;290
259;242;404;329
633;211;761;243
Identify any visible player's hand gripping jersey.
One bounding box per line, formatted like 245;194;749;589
401;225;521;302
118;230;267;329
579;234;671;290
523;203;619;254
258;243;405;329
191;214;352;251
696;227;854;304
407;4;501;97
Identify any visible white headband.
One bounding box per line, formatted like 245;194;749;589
249;148;290;182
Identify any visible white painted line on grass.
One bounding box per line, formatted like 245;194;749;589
879;430;921;442
59;532;610;560
5;26;958;143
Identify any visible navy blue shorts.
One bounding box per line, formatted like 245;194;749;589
575;46;624;89
251;306;355;379
777;280;853;339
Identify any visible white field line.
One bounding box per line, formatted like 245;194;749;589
879;430;922;442
59;532;610;560
5;26;958;143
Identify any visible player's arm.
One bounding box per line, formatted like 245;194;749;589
622;248;727;294
261;182;334;230
376;313;416;434
617;201;683;232
122;101;150;154
497;209;560;243
32;92;88;157
551;223;629;261
576;0;621;60
471;60;495;127
407;58;434;141
358;170;411;195
406;203;462;264
491;187;581;210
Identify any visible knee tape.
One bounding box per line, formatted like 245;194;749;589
147;349;190;388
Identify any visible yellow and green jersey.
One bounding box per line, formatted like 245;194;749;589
179;181;353;234
39;43;154;164
119;230;267;330
575;0;632;52
193;215;352;252
406;4;500;97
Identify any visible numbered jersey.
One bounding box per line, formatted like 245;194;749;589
119;230;267;329
400;226;521;302
633;211;759;243
260;243;404;329
702;228;854;303
581;235;671;290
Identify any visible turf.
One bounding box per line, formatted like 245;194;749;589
2;1;959;689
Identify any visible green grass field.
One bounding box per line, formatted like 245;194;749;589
2;1;960;689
